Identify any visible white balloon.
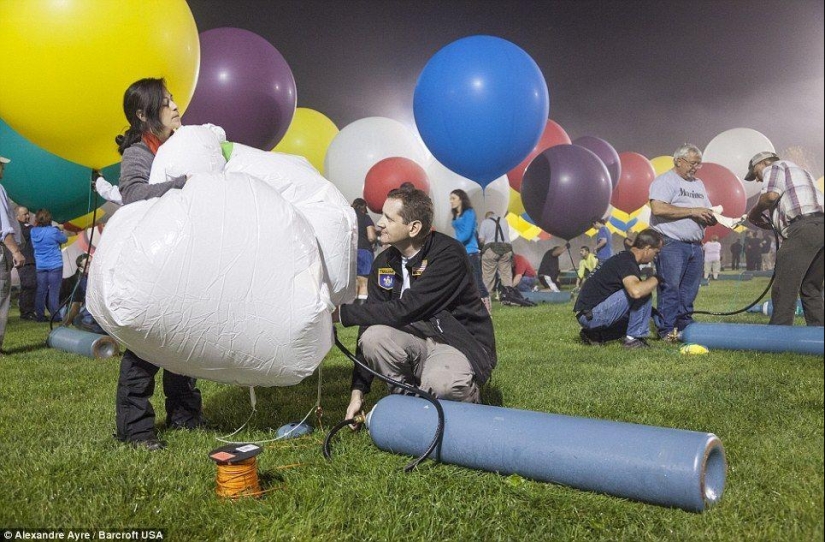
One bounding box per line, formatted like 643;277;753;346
482;176;510;219
226;144;357;305
324;117;428;205
88;172;333;387
427;159;509;236
703;128;774;199
148;125;226;184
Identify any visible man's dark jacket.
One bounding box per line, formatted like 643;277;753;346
340;231;496;393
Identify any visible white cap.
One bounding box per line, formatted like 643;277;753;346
0;155;10;164
744;151;779;181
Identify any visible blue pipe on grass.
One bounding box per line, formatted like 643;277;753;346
47;327;120;359
521;291;572;304
717;273;753;281
745;300;803;316
682;322;823;355
366;395;726;512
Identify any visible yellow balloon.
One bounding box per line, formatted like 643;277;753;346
272;108;339;172
0;0;199;168
650;155;674;177
507;188;526;216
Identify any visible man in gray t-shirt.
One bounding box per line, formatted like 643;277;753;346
648;144;717;341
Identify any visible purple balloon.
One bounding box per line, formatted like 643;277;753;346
521;144;612;240
572;135;621;189
183;27;297;150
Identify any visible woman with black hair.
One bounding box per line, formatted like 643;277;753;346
111;78;204;451
450;189;491;312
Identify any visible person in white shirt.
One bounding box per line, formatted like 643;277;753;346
702;235;722;280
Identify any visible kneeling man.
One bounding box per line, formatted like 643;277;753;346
338;186;496;420
575;229;664;348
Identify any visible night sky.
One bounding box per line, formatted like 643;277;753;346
187;0;824;176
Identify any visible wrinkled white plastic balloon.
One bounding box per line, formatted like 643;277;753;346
88;126;357;387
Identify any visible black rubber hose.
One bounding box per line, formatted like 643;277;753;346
691;211;781;317
329;329;445;472
49;176;100;333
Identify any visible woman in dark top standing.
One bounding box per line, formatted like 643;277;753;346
111;78;203;450
352;198;377;304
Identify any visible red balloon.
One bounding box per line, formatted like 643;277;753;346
699;162;747;241
610;152;656;213
507;119;571;192
363;157;430;213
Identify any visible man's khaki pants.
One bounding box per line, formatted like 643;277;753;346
359;325;479;403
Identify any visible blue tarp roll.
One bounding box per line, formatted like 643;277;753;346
682;322;823;355
367;395;726;512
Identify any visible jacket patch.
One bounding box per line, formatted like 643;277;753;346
377;268;396;290
412;260;428;276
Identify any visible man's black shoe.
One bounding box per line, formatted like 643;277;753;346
623;337;650;349
579;329;603;346
168;417;210;431
131;438;166;451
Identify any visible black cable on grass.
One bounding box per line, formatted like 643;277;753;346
327;328;445;472
689;208;806;317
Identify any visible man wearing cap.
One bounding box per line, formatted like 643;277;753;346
745;151;824;326
0;155;27;355
648;144;717;342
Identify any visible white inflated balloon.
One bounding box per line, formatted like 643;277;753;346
148;125;226;184
148;127;356;305
226;144;357;305
427;159;509;236
324;117;428;205
703;128;774;199
483;176;510;220
88;172;332;387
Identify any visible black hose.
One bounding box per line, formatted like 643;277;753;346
49;172;101;334
691;210;781;317
322;418;356;461
329;329;445;472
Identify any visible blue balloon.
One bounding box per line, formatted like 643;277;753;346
414;35;549;188
0;117;118;222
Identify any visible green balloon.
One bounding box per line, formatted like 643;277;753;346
0;117;119;222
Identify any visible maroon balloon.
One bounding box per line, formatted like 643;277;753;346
611;152;656;213
572;136;621;189
506;119;571;192
699;162;747;241
183;27;297;150
521;144;612;240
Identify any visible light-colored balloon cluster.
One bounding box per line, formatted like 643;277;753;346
88;126;357;387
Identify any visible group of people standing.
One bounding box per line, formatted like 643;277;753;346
1;156;74;357
574;143;823;348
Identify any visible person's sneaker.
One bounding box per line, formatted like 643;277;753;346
623;337;650;349
131;438;166;451
168;417;210;431
579;329;603;346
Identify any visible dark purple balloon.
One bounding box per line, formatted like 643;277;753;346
183;27;297;150
572;135;621;189
521;144;612;240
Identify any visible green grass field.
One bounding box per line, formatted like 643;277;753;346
1;276;823;541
